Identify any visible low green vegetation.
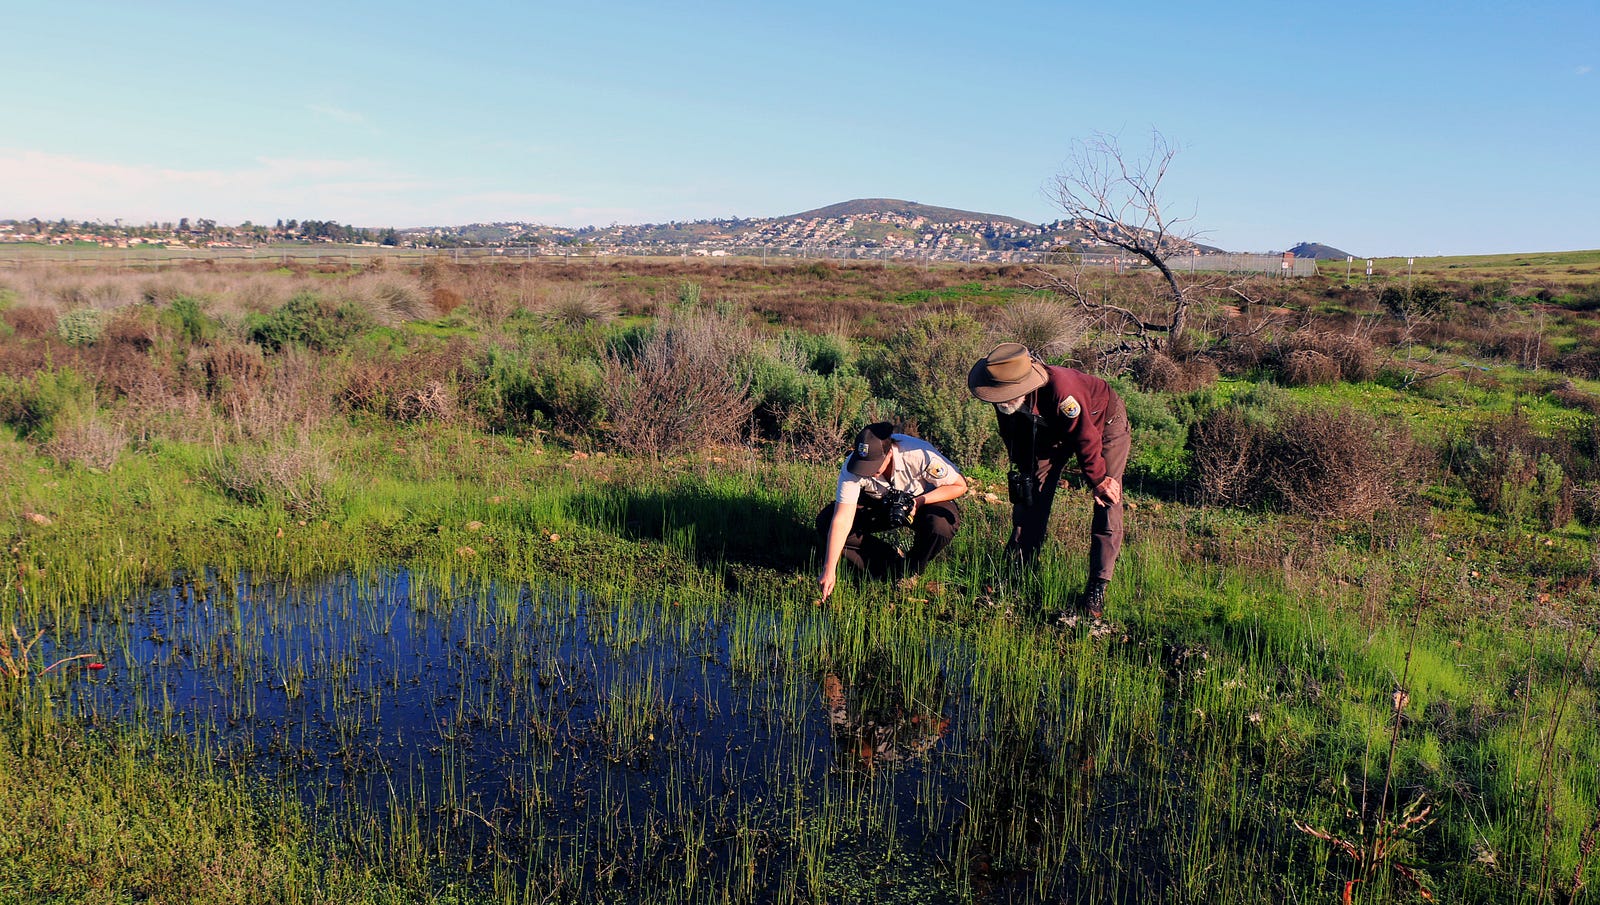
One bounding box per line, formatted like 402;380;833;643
2;255;1600;903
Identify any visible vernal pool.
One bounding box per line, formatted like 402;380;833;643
45;569;1296;903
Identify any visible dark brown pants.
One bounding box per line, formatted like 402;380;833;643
1007;396;1130;581
816;499;960;578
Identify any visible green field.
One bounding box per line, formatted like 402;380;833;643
3;255;1600;903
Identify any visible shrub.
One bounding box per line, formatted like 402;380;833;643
1381;284;1450;319
477;341;606;436
1189;406;1267;508
0;367;94;440
781;371;879;462
40;413;129;472
862;312;996;467
995;299;1087;359
206;437;336;518
247;292;371;352
1259;406;1415;519
604;304;754;455
1451;412;1573;529
57;309;104;346
747;332;877;459
160;295;216;345
1189;399;1413;518
1114;381;1190;490
1573;481;1600;527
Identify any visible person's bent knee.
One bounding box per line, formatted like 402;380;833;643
815;504;837;539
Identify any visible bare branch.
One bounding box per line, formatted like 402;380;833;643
1046;130;1200;348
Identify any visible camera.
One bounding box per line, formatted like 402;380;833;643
882;488;916;528
1007;467;1039;508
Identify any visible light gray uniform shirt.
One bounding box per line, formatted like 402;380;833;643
834;434;963;506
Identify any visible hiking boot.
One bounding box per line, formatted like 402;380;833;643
1078;579;1109;621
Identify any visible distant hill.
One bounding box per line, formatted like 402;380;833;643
789;199;1037;230
388;198;1210;261
1288;241;1354;260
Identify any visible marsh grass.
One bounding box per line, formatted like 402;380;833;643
5;257;1600;902
3;421;1593;902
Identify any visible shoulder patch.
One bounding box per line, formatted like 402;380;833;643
927;461;948;479
1059;395;1082;419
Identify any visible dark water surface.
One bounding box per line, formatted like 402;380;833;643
57;570;1101;901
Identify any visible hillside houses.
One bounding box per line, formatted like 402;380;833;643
2;202;1213;264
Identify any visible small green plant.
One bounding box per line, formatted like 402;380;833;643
0;366;94;440
863;312;996;467
56;308;104;346
161;294;215;344
247;291;371;352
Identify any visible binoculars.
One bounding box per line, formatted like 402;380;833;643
1007;467;1039;508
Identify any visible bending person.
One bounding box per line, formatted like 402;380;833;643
968;343;1130;620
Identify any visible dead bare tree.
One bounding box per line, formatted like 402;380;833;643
1038;130;1209;353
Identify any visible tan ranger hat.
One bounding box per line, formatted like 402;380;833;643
967;343;1049;403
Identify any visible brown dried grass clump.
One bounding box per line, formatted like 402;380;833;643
200;341;268;404
431;287;465;315
535;287;618;328
1275;330;1375;385
1132;351;1220;393
102;308;157;352
206;436;335;518
342;274;436;324
3;306;58;339
994;299;1088;360
605;305;755;455
1190;402;1413;519
1208;334;1268;377
40;413;129;472
223;348;337;440
340;346;474;424
1281;349;1341;387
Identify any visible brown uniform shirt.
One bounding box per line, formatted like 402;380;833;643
996;365;1119;485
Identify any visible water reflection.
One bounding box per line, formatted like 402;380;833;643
52;568;1235;903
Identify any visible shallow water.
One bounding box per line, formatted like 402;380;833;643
55;571;1021;900
48;569;1251;902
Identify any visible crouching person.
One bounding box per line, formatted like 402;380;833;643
816;422;969;602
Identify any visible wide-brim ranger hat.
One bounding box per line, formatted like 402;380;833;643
846;422;896;476
968;342;1049;403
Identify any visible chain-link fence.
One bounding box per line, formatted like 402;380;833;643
0;241;1318;276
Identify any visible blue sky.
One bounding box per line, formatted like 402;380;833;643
1;0;1594;255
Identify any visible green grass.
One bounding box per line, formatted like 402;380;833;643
1319;249;1600;284
5;254;1600;902
4;413;1597;901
